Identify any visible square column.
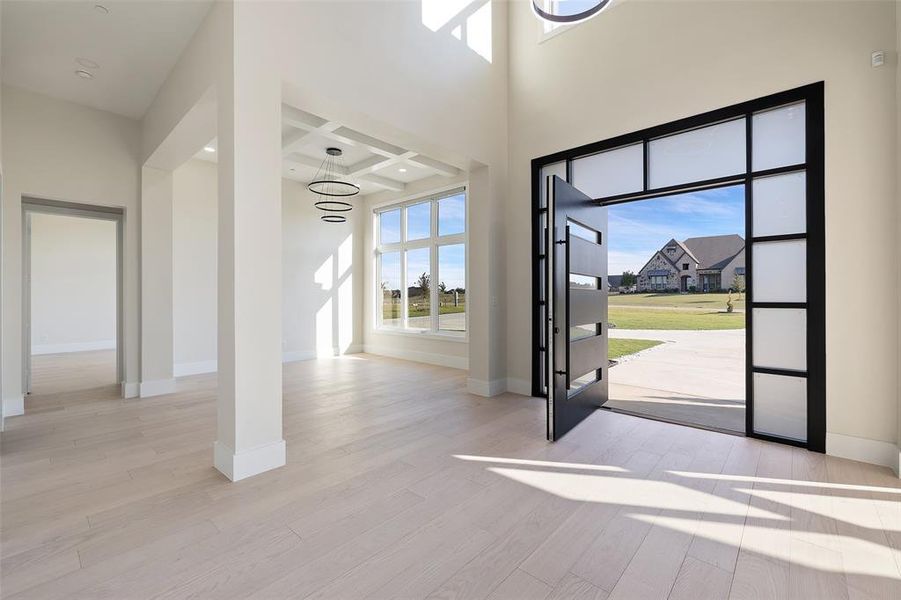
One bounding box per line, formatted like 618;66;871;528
213;23;284;481
140;166;175;397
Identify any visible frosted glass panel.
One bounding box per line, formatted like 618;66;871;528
753;240;806;302
540;161;567;208
649;118;745;188
572;143;643;198
753;102;805;171
753;172;806;237
754;373;807;441
753;308;807;371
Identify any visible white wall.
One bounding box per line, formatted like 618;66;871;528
171;158;363;376
1;85;141;412
507;0;900;466
30;213;116;354
362;175;470;370
172;158;217;373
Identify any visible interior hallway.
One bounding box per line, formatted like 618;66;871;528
1;354;899;600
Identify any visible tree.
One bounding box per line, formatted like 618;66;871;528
731;273;746;300
416;272;430;294
438;281;447;294
621;271;637;287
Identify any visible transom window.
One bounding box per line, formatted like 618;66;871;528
375;188;466;337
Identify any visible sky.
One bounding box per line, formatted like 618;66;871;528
608;184;745;276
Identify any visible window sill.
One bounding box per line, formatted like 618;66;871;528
371;328;468;344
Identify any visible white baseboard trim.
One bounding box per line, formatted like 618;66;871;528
3;395;24;417
506;377;533;397
214;439;286;482
467;378;507;397
32;340;116;355
174;360;218;377
122;381;139;398
139;378;176;398
363;344;467;370
827;432;900;476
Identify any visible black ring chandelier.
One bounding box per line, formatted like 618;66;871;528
308;147;359;223
532;0;612;24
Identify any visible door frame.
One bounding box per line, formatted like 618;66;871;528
531;82;825;452
22;197;125;395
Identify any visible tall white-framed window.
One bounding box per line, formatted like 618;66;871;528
374;187;467;338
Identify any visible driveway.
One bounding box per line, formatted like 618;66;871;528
607;328;745;432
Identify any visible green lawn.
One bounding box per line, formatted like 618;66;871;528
609;292;745;311
610;307;745;330
609;338;663;360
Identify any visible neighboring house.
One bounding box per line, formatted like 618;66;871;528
607;275;623;292
637;235;745;292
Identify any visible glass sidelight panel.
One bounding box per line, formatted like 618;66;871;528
754;373;807;441
753;308;807;372
571;143;643;198
752;102;805;171
753;240;807;303
753;172;806;237
649;118;745;188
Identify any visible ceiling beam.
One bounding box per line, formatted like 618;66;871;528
282;121;341;155
282;105;327;131
361;174;406;192
407;155;461;178
347;151;417;177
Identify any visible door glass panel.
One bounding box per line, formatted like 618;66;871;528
570;274;598;289
540;161;567;208
753;240;806;302
570;371;599;395
406;202;431;241
753;308;807;371
438;244;465;334
569;221;596;242
438;193;465;236
379;209;401;244
753;172;806;237
406;248;430;327
379;252;402;328
570;324;598;340
649;118;745;188
753;102;805;171
754;372;807;441
571;143;643;198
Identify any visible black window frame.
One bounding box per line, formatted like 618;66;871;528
531;82;825;453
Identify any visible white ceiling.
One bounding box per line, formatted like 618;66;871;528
1;0;213;119
194;105;462;196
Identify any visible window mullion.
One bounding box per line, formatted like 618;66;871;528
430;199;439;333
400;208;408;328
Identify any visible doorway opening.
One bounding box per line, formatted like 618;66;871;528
533;83;825;452
604;185;746;434
23;199;124;405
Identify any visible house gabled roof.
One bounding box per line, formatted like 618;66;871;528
682;234;745;270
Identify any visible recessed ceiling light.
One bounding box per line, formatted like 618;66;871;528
94;4;109;14
76;57;100;69
203;146;216;153
398;168;407;173
75;70;94;79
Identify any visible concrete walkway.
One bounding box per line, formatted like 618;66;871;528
607;328;746;432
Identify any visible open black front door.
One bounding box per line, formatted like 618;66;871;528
547;176;608;441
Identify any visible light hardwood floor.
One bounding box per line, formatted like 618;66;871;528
1;353;899;599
